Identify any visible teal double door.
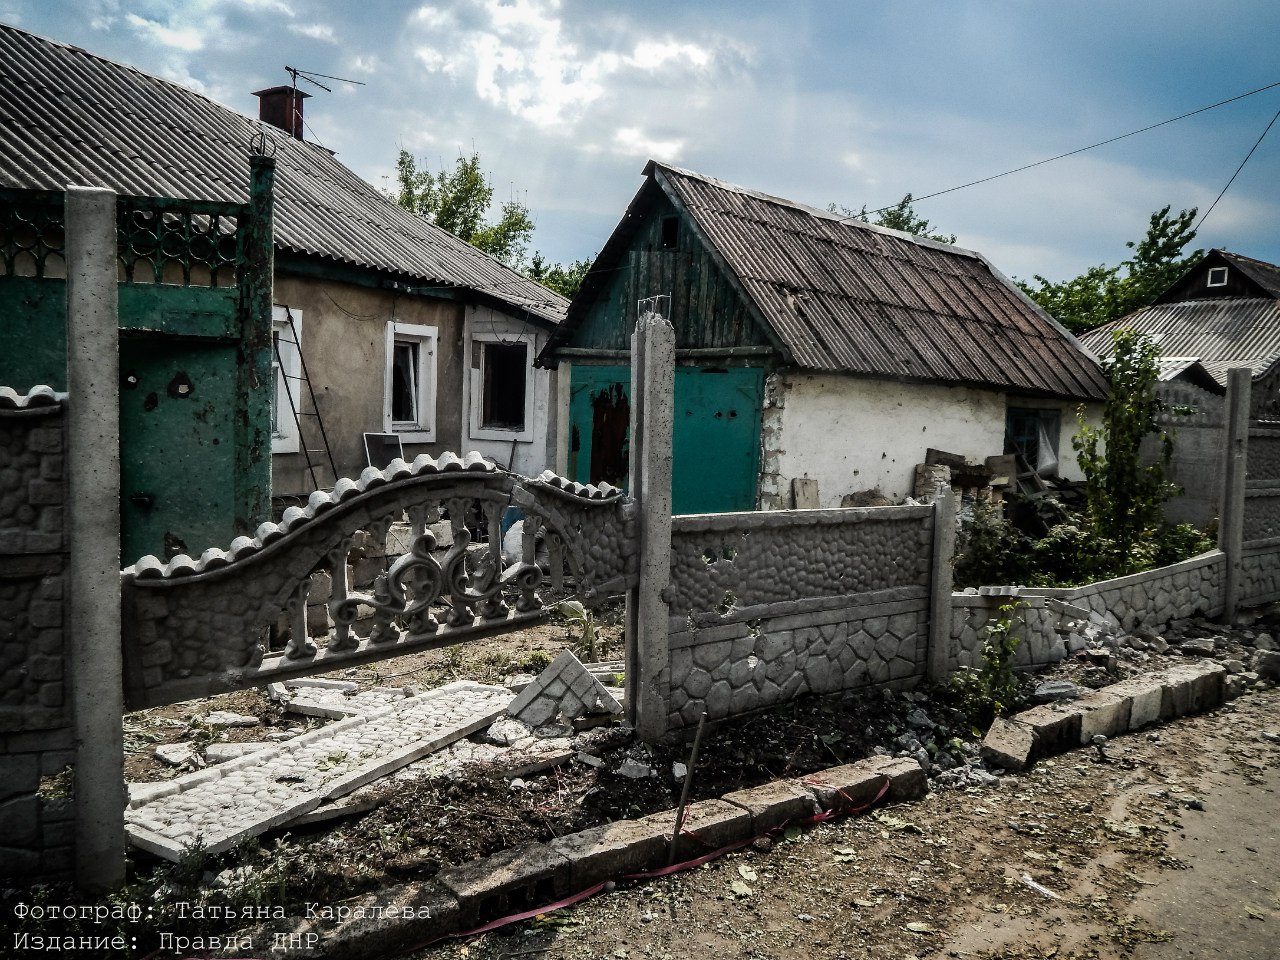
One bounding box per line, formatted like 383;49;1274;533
568;365;763;514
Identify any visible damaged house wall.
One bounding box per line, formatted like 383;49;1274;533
759;373;1099;508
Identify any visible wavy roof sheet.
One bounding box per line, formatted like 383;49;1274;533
0;24;565;325
562;162;1106;400
1080;252;1280;388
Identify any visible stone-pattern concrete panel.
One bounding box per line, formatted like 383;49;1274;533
668;593;928;730
1240;546;1280;605
1242;491;1280;543
949;552;1226;673
0;393;73;882
668;506;932;617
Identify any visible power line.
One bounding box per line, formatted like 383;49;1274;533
843;78;1280;221
1194;102;1280;233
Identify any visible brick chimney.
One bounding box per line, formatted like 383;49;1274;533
252;85;309;140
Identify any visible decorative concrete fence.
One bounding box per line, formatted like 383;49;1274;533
0;386;75;880
664;505;938;731
949;550;1226;673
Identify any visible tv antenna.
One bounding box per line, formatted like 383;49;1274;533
285;65;366;94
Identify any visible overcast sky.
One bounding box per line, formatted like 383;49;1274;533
5;0;1279;284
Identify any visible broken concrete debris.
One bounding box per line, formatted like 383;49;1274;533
507;649;624;728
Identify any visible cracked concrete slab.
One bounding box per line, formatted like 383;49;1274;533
507;649;623;727
124;681;511;861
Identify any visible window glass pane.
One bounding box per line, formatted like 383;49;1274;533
272;330;281;435
392;340;418;422
482;342;527;429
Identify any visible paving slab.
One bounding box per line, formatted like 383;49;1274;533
124;681;511;861
507;649;623;726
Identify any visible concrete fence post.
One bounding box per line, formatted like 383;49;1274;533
625;311;675;742
927;484;957;684
1220;368;1251;622
65;186;126;891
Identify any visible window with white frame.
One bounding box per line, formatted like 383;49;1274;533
469;332;534;442
272;304;302;454
384;321;437;442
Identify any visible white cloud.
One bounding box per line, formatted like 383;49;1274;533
613;126;683;161
125;13;203;51
406;0;726;130
290;22;336;43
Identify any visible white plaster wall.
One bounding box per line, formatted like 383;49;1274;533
461;305;554;477
765;373;1101;506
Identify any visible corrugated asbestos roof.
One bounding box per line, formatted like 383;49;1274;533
1080;280;1280;389
556;162;1107;400
0;24;565;326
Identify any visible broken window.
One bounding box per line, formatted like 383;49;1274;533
481;341;528;431
384;321;437;441
1005;407;1060;476
271;305;302;454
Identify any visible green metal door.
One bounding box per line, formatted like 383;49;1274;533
119;337;241;562
568;364;763;514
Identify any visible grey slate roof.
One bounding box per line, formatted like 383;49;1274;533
0;23;566;326
1080;251;1280;387
558;162;1108;400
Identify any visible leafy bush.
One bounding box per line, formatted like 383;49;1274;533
953;501;1033;588
945;601;1025;728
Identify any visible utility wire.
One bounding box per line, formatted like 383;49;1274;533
843;78;1280;221
1194;102;1280;232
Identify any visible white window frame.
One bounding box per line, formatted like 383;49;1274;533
1207;266;1229;288
272;304;302;454
384;320;437;442
469;331;536;443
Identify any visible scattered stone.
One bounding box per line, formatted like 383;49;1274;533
672;762;688;781
155;743;197;767
534;722;572;739
1179;638;1217;657
1255;633;1276;651
203;711;260;727
906;708;934;730
913;748;931;772
1261;731;1280;744
1255;649;1280;681
616;760;654;779
1033;680;1081;703
1223;659;1246;674
485;718;534;747
576;751;606;768
980;718;1037;772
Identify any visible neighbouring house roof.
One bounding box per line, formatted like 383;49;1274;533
0;23;566;326
1079;250;1280;388
548;161;1108;401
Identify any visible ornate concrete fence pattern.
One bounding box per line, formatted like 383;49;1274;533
0;386;74;879
121;458;637;709
663;505;937;731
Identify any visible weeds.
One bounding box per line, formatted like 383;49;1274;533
946;601;1025;729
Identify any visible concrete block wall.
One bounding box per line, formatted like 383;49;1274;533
665;505;935;730
0;389;75;880
949;551;1226;673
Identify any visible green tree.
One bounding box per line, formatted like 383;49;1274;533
526;252;593;299
830;193;957;244
1073;328;1178;558
1018;206;1201;334
393;149;534;267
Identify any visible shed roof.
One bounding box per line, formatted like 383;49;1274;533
1079;250;1280;387
552;162;1107;401
0;23;565;326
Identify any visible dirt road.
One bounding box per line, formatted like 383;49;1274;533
414;687;1280;960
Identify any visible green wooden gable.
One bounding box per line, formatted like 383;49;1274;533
555;183;779;362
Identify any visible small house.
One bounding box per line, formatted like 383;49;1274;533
0;24;566;560
540;162;1108;512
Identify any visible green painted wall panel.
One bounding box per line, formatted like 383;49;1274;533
0;277;69;390
118;336;239;562
569;364;763;514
